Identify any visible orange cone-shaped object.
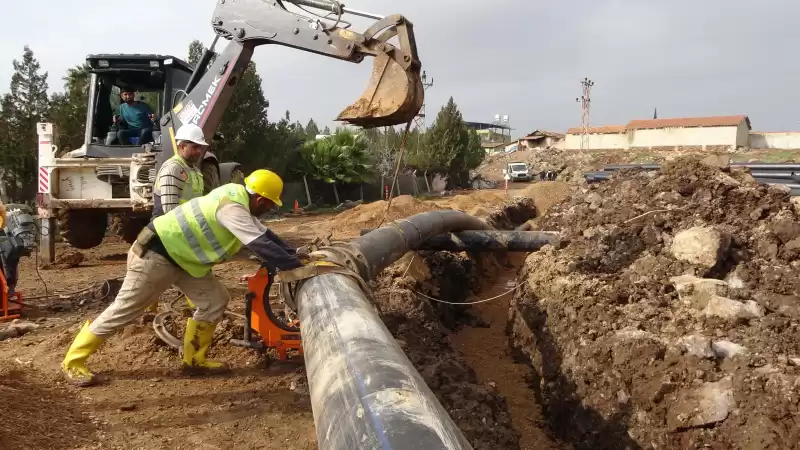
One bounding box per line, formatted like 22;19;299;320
293;199;299;213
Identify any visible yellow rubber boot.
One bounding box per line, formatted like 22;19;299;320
182;318;229;373
61;321;105;387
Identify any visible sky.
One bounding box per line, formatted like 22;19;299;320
2;0;800;136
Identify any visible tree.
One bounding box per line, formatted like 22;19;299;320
305;118;320;140
322;125;331;135
0;46;49;201
405;97;480;188
297;129;371;204
48;63;91;153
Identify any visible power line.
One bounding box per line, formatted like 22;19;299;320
575;78;595;152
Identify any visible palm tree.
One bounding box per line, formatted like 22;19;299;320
297;129;371;204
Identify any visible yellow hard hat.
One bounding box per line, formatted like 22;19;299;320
244;169;284;207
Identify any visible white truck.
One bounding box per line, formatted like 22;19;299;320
506;161;531;182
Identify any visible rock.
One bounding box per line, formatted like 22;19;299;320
703;295;764;320
666;377;734;430
790;197;800;215
712;340;748;359
788;357;800;367
771;219;800;244
584;192;602;206
701;154;731;169
678;334;715;359
671;227;729;268
670;275;729;309
753;293;800;318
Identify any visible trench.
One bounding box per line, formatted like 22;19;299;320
448;259;566;450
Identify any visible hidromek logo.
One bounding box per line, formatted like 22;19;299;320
189;75;222;125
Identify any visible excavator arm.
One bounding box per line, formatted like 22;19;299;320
163;0;423;147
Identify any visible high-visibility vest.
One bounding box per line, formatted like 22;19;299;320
154;155;204;204
153;184;250;277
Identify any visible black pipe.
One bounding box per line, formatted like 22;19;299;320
358;229;559;252
300;210;493;450
350;210;491;280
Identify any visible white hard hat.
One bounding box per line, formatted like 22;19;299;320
174;124;209;146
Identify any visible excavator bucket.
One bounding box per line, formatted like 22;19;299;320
335;14;424;128
337;53;424;128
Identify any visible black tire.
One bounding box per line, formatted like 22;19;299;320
120;217;150;244
201;160;221;194
58;209;108;249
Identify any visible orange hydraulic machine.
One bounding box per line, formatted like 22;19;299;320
0;204;36;321
230;264;302;360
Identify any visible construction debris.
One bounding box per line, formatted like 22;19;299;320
511;157;800;449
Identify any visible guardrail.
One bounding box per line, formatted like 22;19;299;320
584;163;800;196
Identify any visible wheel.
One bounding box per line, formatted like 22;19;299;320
230;167;245;185
57;209;108;249
120;217;150;244
201;160;221;194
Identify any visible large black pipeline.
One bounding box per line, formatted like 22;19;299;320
299;210;495;450
350;210;491;280
358;229;560;252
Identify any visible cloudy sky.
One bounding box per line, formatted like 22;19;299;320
1;0;798;135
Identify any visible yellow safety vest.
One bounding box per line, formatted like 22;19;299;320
153;184;250;277
155;155;204;204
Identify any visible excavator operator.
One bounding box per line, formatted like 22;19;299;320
61;169;305;386
108;88;156;145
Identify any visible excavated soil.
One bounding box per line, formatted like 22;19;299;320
511;158;800;449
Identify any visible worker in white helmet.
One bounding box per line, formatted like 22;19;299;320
152;124;208;219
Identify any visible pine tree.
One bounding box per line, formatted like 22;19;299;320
0;46;49;201
305;118;320;140
322;125;331;135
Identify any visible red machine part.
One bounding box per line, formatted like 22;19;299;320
246;267;302;360
0;269;22;321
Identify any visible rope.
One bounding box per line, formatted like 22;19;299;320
377;120;414;229
623;207;684;224
414;284;520;305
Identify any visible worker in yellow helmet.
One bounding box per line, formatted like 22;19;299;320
61;169;304;386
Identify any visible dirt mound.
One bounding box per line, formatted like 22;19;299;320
330;195;440;237
520;182;575;218
0;368;99;449
435;191;507;211
511;157;800;449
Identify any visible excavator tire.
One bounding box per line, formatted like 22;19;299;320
120;217;150;244
201;160;221;195
58;209;108;250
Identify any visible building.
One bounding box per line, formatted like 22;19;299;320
565;115;751;151
519;130;565;150
565;125;628;150
465;121;513;152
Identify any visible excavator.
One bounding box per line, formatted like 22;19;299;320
36;0;423;257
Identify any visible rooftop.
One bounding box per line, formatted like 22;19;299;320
567;115;752;135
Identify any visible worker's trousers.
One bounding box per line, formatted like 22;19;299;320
88;247;230;338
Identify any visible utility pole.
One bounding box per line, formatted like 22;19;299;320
413;70;434;143
575;78;594;152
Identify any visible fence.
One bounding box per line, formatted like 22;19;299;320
280;173;444;211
